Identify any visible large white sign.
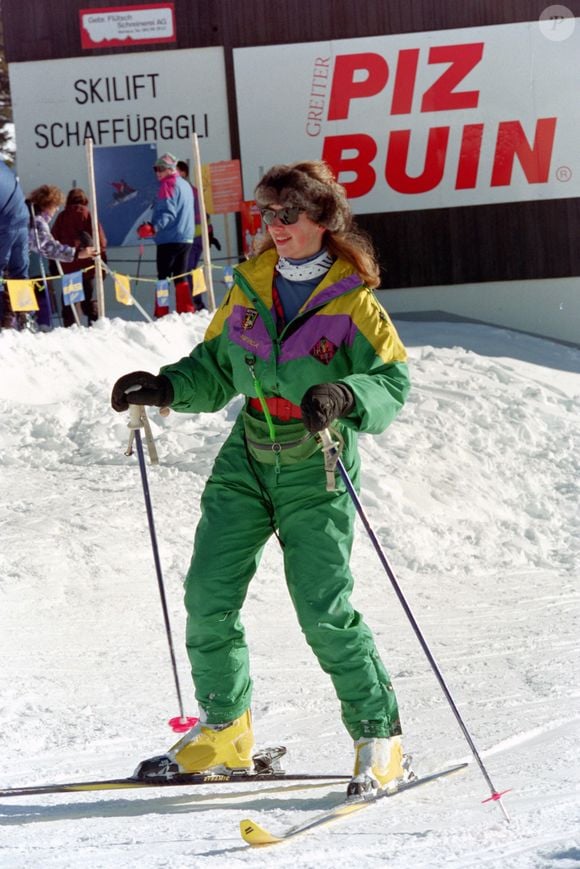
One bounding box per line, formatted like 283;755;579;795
234;20;579;212
9;47;231;195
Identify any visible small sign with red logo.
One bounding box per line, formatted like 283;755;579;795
80;4;175;50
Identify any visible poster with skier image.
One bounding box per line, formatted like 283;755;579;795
93;143;158;246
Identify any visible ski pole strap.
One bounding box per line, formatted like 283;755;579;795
317;427;344;491
141;411;159;465
125;402;159;465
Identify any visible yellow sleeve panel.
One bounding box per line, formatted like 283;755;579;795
323;288;408;365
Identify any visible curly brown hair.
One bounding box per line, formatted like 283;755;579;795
27;184;65;213
253;161;381;289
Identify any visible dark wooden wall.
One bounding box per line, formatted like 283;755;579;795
3;0;579;288
364;199;580;288
5;0;570;60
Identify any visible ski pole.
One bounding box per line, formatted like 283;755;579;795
125;402;197;734
135;243;144;289
318;428;511;822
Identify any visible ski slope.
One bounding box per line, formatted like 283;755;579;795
0;312;578;868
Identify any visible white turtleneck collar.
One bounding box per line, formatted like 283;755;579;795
275;249;334;282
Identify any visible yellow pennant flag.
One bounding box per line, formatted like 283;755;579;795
192;268;206;296
6;280;39;312
114;273;133;306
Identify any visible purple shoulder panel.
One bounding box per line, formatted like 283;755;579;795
228;304;272;360
279;313;358;364
303;273;362;311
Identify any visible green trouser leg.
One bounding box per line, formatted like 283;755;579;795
184;430;272;724
184;418;401;739
267;447;401;741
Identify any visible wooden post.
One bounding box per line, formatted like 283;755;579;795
190;133;216;311
84;138;105;319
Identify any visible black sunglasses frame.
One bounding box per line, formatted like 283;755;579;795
260;206;302;226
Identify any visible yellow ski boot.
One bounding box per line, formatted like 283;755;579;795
347;735;405;798
134;710;254;781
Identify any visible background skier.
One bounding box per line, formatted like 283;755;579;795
138;152;194;318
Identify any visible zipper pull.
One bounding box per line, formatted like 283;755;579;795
245;353;257;380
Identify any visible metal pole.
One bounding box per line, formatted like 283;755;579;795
84;137;105;319
191;133;216;311
319;428;511;822
127;405;188;725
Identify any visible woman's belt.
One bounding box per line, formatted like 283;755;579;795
248;396;303;422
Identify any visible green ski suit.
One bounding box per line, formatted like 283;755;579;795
160;248;410;740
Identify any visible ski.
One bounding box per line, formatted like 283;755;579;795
0;744;346;799
240;762;468;846
0;770;351;800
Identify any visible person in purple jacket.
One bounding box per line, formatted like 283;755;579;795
0;159;29;329
26;185;96;330
138;153;194;318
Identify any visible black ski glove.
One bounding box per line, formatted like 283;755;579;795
300;383;354;433
111;371;174;413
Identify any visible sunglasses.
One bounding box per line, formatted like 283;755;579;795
260;206;302;226
153;166;169;173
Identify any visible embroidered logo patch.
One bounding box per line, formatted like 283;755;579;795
310;336;337;364
242;308;258;330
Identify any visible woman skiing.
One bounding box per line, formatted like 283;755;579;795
111;160;410;797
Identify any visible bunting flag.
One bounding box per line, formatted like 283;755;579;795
114;273;133;306
62;272;85;305
192;268;206;296
155;279;170;306
223;266;234;289
6;280;39;312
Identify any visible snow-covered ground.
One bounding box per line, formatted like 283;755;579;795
0;311;578;868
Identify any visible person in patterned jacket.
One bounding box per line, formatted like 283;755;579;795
112;161;411;798
27;185;96;330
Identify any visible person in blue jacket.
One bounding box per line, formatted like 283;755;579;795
137;152;195;317
0;159;29;328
